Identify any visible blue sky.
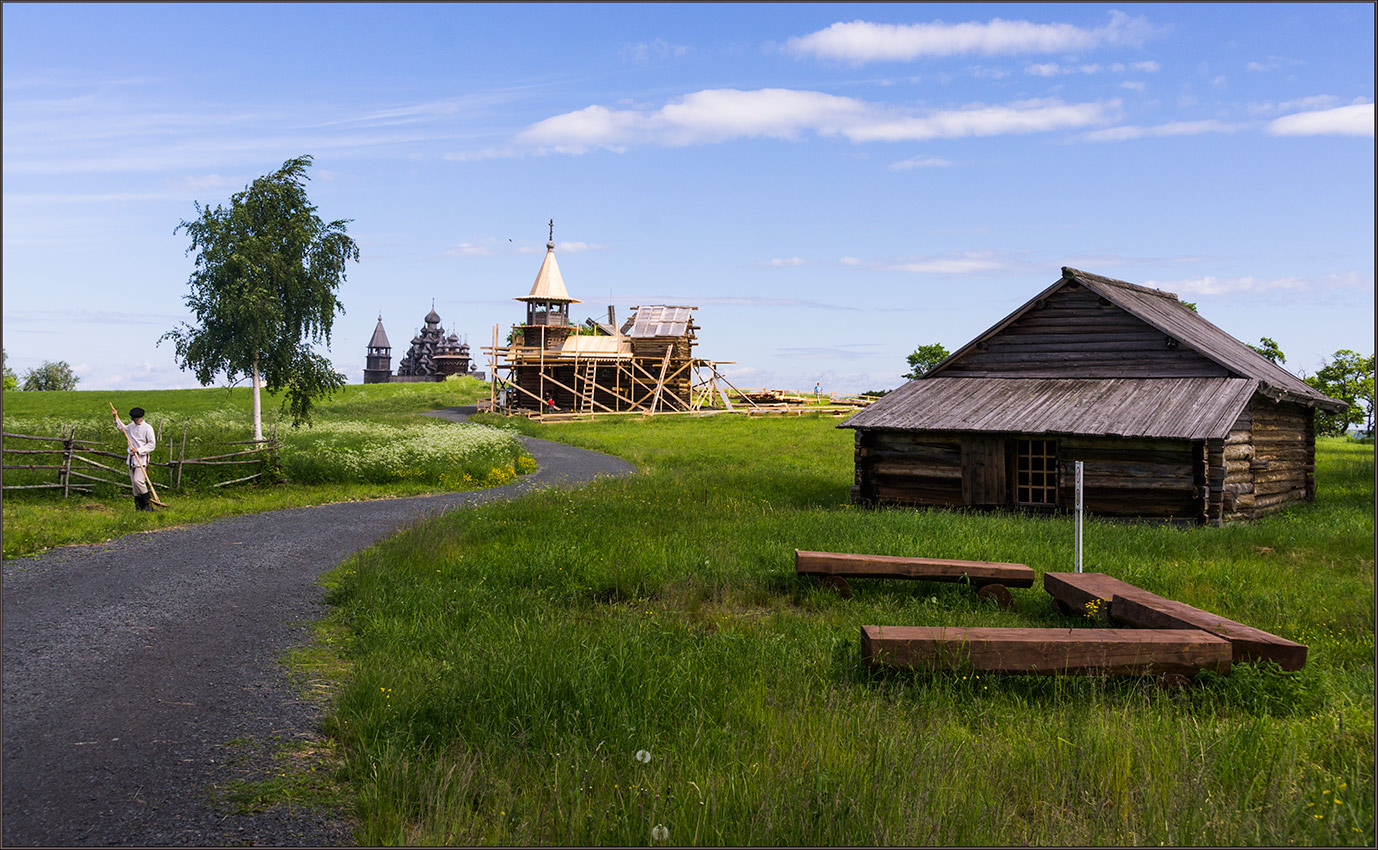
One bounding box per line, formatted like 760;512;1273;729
3;3;1373;395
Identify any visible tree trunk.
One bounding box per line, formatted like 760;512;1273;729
251;359;263;443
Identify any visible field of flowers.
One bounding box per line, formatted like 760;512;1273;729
281;419;535;487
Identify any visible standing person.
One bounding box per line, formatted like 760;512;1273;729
814;381;821;402
112;406;156;512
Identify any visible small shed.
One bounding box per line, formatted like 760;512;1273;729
841;267;1348;525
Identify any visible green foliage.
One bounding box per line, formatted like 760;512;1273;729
161;155;359;428
903;342;950;380
1305;350;1375;436
19;360;79;391
1247;336;1286;365
2;348;17;391
319;417;1373;846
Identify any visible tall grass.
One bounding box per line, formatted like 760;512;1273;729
320;417;1374;845
1;379;533;558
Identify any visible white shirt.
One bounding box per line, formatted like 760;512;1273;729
117;419;156;468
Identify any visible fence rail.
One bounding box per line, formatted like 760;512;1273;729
2;421;280;497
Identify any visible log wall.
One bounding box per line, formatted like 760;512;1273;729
1249;399;1314;517
853;430;1202;521
940;283;1230;379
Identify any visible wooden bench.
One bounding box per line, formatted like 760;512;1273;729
1043;572;1307;671
860;625;1232;677
795;550;1035;608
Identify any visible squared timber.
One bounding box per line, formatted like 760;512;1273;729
795;550;1034;587
860;625;1232;676
1043;572;1307;670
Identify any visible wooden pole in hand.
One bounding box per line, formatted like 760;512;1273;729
110;402;167;507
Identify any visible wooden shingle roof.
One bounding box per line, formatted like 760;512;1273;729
924;267;1345;412
840;377;1259;440
844;266;1347;437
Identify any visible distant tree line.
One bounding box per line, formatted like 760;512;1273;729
2;350;80;391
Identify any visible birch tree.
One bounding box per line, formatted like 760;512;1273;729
162;155;358;438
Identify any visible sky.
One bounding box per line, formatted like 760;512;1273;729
3;3;1373;396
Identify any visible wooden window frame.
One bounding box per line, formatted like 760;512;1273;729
1014;437;1059;507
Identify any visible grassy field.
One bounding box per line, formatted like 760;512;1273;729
1;379;532;559
314;412;1374;845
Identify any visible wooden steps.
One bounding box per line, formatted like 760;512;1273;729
796;550;1033;607
861;625;1232;676
1043;572;1307;671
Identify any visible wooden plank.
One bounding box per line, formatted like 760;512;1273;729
1044;572;1307;670
860;625;1232;675
1109;596;1307;671
796;550;1034;587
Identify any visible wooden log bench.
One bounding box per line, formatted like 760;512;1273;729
796;550;1035;608
860;625;1232;678
1043;572;1307;671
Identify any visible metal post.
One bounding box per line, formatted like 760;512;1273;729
1074;460;1084;573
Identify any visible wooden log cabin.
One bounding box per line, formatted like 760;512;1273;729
841;267;1348;525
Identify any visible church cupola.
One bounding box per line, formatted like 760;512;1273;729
514;219;581;350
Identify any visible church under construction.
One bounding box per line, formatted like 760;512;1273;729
484;224;735;416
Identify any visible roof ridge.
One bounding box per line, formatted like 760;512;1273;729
1063;266;1179;301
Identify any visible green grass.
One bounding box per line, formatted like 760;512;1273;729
1;379;533;559
317;416;1374;845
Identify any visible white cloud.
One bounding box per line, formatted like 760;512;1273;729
784;10;1154;63
762;257;813;267
624;38;690;63
517;89;1115;152
1147;271;1371;297
889;154;953;170
1266;103;1374;137
848;98;1116;142
882;251;1019;275
1119;81;1146;92
1081;119;1239;142
1247;56;1304;73
1025;60;1159;77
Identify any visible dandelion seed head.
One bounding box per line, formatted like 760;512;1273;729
636;749;652;763
652;824;669;840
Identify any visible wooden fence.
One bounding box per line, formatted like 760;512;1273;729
2;421;280;497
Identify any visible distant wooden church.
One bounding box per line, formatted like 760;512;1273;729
363;305;480;384
841;267;1347;525
487;224;702;414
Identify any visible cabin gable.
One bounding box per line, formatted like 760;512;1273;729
937;281;1230;379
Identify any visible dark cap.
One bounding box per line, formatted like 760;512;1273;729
129;407;145;419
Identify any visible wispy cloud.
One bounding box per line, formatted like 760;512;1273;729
889;154;953;170
784;11;1156;64
1026;59;1161;77
517;88;1117;153
445;238;609;257
876;251;1023;276
757;257;814;268
1081;119;1240;142
622;38;691;63
1266;102;1373;137
1146;271;1371;296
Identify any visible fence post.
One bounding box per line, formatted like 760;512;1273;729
177;424;188;489
61;426;74;497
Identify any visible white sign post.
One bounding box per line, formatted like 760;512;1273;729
1074;460;1084;573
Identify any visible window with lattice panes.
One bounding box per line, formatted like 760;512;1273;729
1015;438;1058;505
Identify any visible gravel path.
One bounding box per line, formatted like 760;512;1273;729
2;407;635;846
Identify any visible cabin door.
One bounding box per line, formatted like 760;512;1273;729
961;436;1007;507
